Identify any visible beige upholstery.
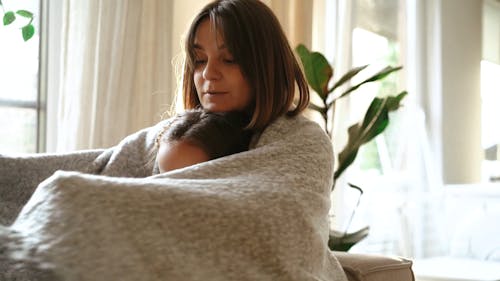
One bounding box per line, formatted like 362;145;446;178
334;251;415;281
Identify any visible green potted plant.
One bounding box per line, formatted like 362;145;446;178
295;44;407;251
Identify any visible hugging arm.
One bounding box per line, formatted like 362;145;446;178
0;150;107;225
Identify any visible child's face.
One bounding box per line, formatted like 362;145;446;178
157;140;210;173
192;19;253;113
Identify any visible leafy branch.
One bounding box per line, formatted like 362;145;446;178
295;44;406;184
296;44;407;251
1;0;35;41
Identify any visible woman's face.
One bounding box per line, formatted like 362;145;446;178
192;19;252;112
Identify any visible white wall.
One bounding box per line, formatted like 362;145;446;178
440;0;483;183
408;0;483;184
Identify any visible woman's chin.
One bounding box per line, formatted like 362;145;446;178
201;103;231;112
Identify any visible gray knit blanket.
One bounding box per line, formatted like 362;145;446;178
0;115;347;281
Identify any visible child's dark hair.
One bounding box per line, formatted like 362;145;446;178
156;109;253;160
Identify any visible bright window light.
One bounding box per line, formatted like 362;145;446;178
481;60;500;150
0;0;40;153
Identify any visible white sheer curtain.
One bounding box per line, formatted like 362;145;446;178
325;0;485;259
51;0;174;152
325;0;355;231
319;0;443;258
47;0;324;152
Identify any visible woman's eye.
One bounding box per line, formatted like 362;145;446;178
223;58;236;64
194;59;207;65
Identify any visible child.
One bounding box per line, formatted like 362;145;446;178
155;108;252;173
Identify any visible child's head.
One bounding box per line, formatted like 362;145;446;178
181;0;310;131
156;109;252;173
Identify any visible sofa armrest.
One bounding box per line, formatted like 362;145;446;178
333;251;415;281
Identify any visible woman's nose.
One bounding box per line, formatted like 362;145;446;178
202;60;221;80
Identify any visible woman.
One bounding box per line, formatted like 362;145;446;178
182;0;309;131
0;1;347;280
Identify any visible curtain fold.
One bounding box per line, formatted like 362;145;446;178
54;0;173;151
263;0;315;50
324;0;354;231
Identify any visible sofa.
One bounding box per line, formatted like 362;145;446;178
335;251;415;281
0;116;415;280
0;168;415;280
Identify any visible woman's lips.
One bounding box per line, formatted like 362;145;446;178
205;91;227;95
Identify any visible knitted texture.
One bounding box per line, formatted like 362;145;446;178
0;115;347;281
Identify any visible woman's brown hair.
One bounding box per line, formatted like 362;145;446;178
182;0;309;131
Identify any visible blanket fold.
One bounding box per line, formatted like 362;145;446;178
0;149;106;225
0;115;347;281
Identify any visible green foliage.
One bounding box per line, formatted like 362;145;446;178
329;226;370;251
21;23;34;41
3;10;14;25
1;2;35;41
16;10;33;18
295;44;406;182
295;44;407;252
295;45;333;100
334;92;407;179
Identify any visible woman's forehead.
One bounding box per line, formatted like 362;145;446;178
193;18;226;50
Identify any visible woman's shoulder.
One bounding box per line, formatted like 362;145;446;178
270;114;328;137
254;114;331;148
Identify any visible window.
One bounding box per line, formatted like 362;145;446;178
349;0;404;177
327;0;423;257
482;0;500;182
347;0;409;255
351;27;402;175
0;0;41;153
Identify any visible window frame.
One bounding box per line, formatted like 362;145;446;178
0;0;44;153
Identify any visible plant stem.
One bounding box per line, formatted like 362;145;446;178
342;182;363;236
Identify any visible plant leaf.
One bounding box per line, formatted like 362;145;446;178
329;64;368;93
334;93;406;179
360;98;388;132
307;102;327;115
334;123;365;179
295;44;333;100
326;65;403;107
328;226;370;251
22;23;35;41
16;10;33;18
386;91;408;111
360;65;403;83
3;11;16;26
